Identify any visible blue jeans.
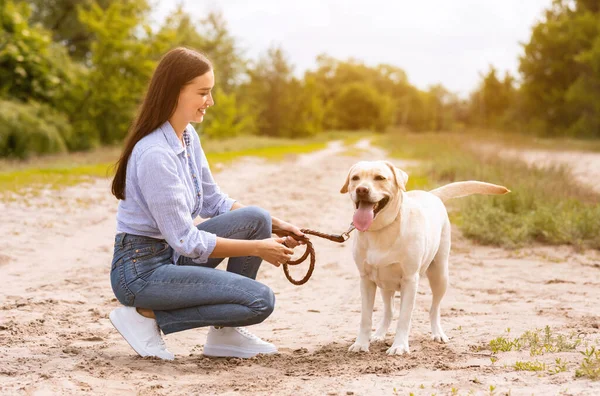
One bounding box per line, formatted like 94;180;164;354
110;206;275;335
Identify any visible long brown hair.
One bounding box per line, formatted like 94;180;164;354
111;47;213;200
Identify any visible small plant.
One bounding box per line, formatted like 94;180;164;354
523;326;581;356
575;346;600;380
548;358;568;375
489;335;521;353
490;356;499;365
514;360;546;371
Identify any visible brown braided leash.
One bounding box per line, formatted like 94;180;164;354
272;224;356;285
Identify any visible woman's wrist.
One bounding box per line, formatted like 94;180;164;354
271;216;283;230
252;239;264;257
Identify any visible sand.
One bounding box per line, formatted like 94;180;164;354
1;139;599;395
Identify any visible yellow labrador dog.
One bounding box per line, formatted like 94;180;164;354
341;161;509;355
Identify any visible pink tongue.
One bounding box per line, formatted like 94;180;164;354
353;201;375;231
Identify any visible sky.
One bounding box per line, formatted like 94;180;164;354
151;0;552;97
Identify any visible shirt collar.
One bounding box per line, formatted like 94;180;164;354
160;120;190;155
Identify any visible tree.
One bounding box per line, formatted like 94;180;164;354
469;66;516;128
199;87;254;139
64;0;173;148
240;46;322;137
328;83;393;132
0;0;75;103
307;56;418;131
426;84;458;131
25;0;141;61
519;0;600;137
159;8;245;94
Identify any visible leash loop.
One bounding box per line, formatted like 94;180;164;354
273;224;355;285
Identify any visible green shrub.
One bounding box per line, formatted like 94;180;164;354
0;100;73;159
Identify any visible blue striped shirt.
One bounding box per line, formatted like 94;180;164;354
115;120;236;265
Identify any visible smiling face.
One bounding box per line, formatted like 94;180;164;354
174;69;215;124
340;161;408;231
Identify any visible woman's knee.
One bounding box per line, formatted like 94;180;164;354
250;285;275;323
242;206;272;239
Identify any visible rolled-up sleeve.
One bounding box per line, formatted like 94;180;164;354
197;141;236;218
136;148;217;263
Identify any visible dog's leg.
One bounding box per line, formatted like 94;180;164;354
427;227;450;343
371;289;394;342
387;274;418;355
348;277;377;352
427;263;449;343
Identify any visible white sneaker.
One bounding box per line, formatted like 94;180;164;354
203;326;278;358
109;306;174;360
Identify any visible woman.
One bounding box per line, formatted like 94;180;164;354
109;47;304;361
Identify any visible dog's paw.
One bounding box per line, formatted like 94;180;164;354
348;341;370;353
370;332;386;342
386;342;410;355
432;332;449;343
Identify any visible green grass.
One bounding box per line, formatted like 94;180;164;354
205;141;327;164
0;131;368;198
374;130;600;249
0;163;116;196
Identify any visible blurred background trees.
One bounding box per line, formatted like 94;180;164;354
1;0;598;158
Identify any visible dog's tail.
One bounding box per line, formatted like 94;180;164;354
429;181;510;202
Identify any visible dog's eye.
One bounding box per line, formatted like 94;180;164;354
351;175;360;181
374;175;386;181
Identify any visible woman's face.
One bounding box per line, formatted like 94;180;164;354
175;69;215;124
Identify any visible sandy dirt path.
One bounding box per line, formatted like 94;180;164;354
1;140;599;395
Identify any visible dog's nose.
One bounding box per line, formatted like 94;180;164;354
356;186;369;196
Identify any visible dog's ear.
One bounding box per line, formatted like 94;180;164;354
340;164;356;194
384;161;408;191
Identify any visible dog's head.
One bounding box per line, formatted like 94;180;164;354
340;161;408;232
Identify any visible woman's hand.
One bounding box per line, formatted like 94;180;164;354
272;220;306;248
256;238;295;267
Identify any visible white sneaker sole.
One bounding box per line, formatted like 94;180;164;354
203;344;278;359
109;309;174;361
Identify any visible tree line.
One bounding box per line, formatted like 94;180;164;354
1;0;598;158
